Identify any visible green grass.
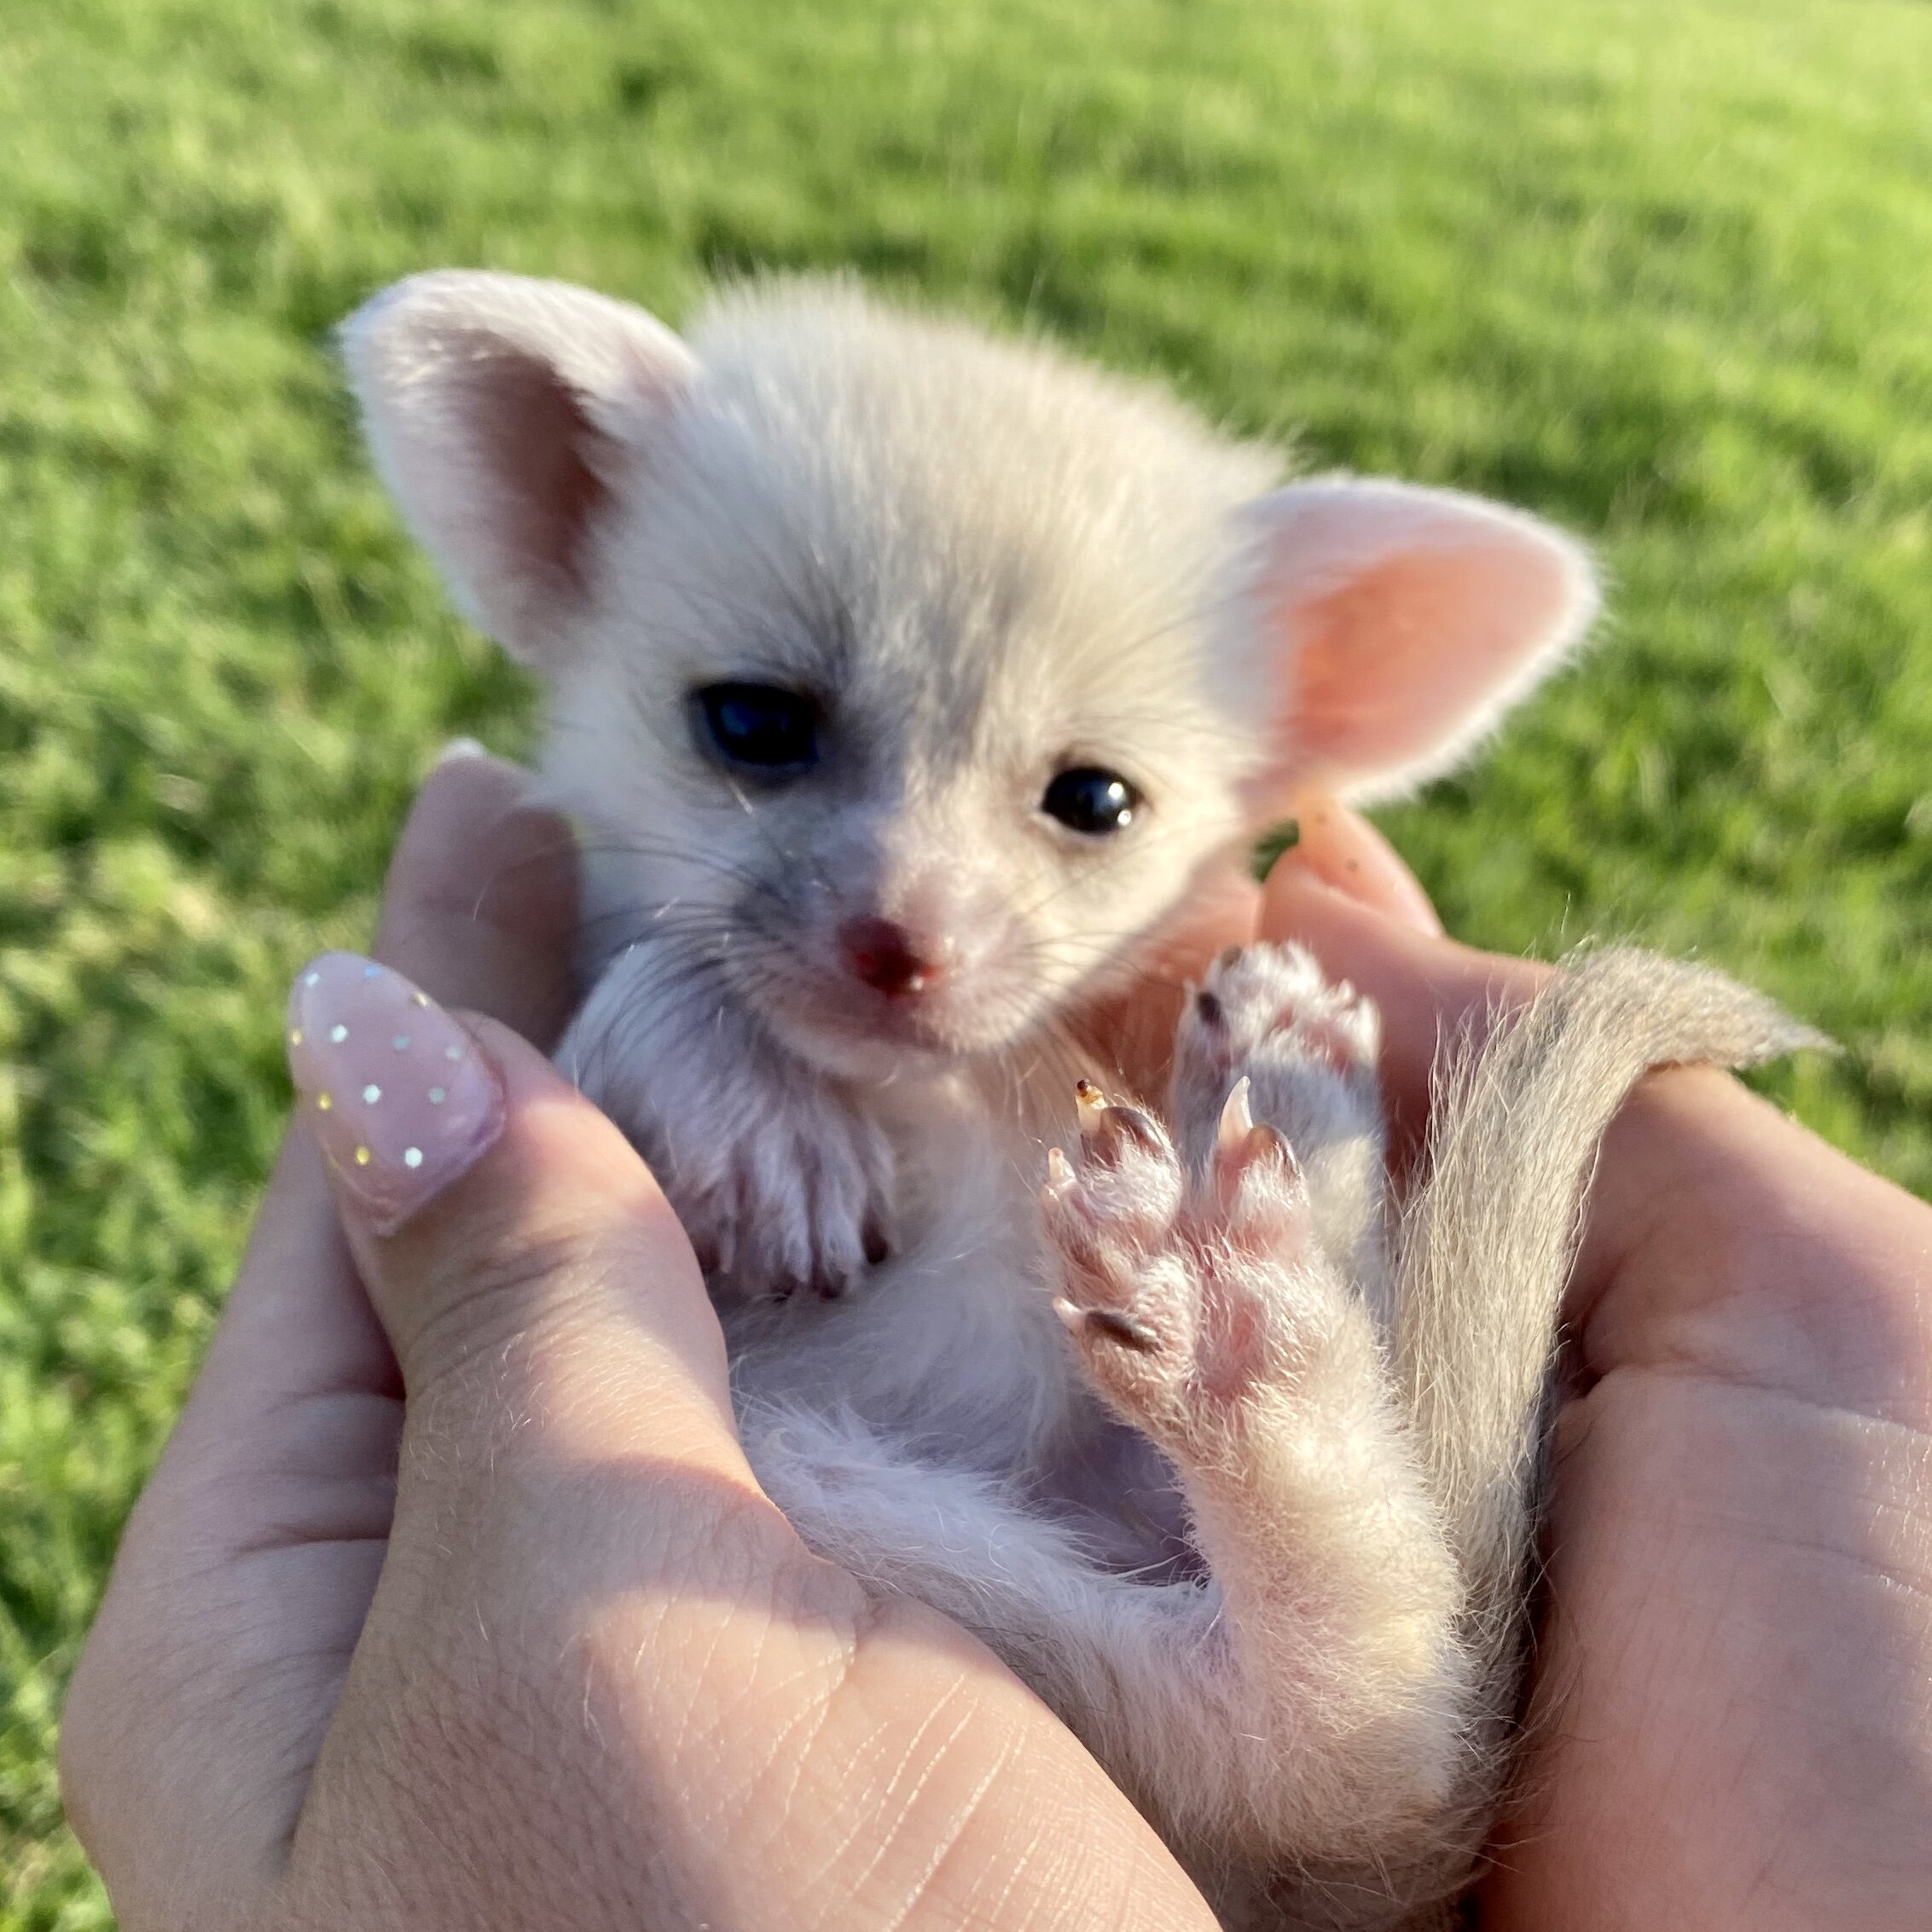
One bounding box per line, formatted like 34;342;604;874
4;0;1931;1917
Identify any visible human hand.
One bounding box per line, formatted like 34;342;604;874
1265;798;1932;1931
60;751;1216;1932
63;752;1931;1932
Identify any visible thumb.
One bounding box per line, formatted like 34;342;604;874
286;951;738;1464
281;957;834;1925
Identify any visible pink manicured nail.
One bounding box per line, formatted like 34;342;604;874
287;953;504;1234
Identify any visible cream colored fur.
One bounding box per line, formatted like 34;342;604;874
343;273;1813;1928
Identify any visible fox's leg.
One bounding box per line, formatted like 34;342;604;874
1042;944;1475;1880
740;1399;1448;1929
738;1404;1251;1859
749;944;1558;1922
560;942;894;1300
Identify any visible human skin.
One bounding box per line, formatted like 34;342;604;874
1277;799;1932;1929
60;755;1932;1929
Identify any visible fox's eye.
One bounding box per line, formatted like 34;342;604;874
1041;766;1140;835
693;683;821;775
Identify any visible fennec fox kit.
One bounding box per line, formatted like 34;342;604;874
345;273;1811;1928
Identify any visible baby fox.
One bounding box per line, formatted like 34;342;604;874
345;273;1809;1928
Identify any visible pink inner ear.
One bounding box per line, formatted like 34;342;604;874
462;346;612;605
1274;540;1579;790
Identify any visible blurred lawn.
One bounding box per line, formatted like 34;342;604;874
3;0;1930;1918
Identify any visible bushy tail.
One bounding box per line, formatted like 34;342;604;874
1394;949;1823;1698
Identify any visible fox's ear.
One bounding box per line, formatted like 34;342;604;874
341;271;696;664
1227;479;1598;809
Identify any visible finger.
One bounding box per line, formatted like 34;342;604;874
1284;792;1444;936
62;758;587;1910
164;749;582;1430
58;1111;396;1924
374;743;580;1050
287;951;736;1459
82;945;739;1916
148;751;580;1438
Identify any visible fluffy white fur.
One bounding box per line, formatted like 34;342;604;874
344;273;1811;1928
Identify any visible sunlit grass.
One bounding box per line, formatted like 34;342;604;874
3;0;1930;1917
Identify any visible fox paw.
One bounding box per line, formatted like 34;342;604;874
564;956;893;1299
670;1082;894;1299
1041;1077;1336;1448
1170;943;1382;1166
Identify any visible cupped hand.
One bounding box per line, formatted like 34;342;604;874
1266;799;1932;1932
60;751;1215;1932
61;761;1932;1932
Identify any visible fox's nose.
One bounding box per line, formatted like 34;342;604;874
839;917;943;999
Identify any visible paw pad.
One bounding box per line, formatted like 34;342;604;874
1041;1069;1326;1440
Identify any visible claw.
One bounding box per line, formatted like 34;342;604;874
1217;1076;1255;1148
1244;1121;1298;1176
1043;1146;1077;1202
1212;1113;1303;1213
1075;1079;1163;1161
1053;1297;1162;1354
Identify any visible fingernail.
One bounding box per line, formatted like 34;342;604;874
287;953;504;1234
433;735;489;765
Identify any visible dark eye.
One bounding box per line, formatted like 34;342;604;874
692;683;821;775
1041;766;1141;836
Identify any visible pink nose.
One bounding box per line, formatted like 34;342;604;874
840;917;942;999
